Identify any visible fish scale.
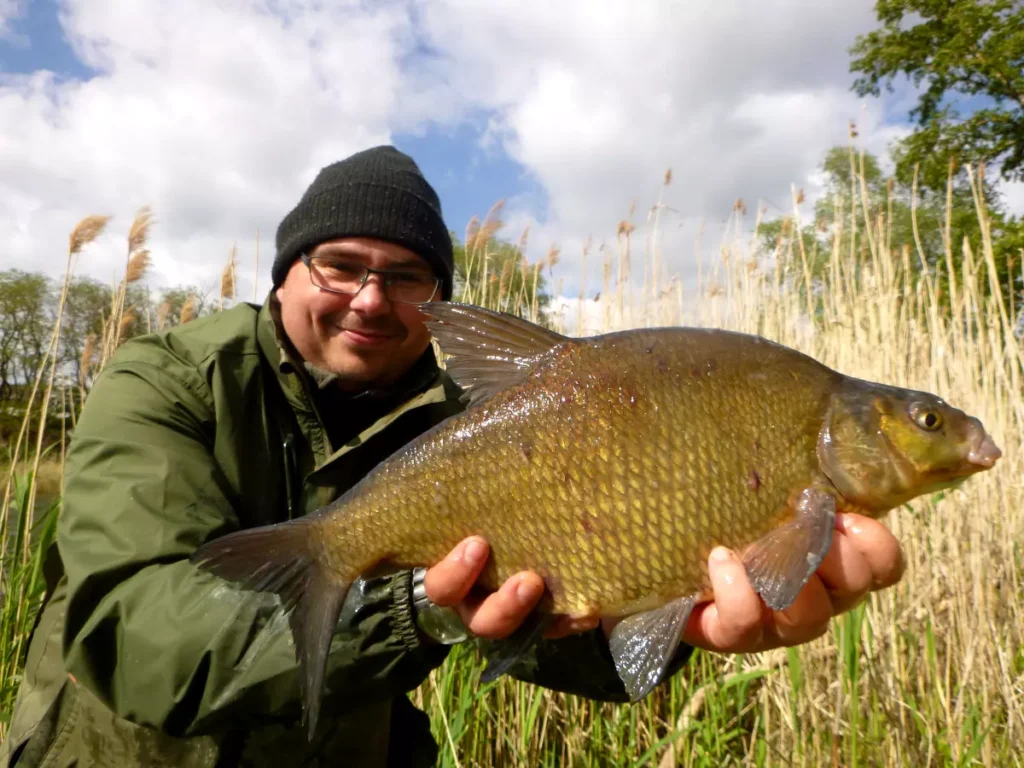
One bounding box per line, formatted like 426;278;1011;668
192;302;1001;739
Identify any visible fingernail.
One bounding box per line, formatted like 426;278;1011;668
516;577;540;605
710;546;733;563
837;513;864;536
463;539;487;567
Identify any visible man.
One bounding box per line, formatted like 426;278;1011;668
2;146;904;767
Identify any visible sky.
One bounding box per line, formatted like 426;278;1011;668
2;0;1022;311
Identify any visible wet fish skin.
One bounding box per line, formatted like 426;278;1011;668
314;325;837;619
191;302;1000;738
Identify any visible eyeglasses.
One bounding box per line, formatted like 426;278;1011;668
300;253;440;305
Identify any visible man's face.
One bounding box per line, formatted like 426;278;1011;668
275;237;441;391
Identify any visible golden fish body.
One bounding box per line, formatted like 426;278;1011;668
320;326;836;619
193;302;1001;736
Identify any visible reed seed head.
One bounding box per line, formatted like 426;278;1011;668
128;206;153;254
126;248;150;283
180;294;197;324
69;215;111;255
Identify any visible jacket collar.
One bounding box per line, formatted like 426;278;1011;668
254;291;458;462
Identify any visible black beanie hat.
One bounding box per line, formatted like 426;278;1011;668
273;145;455;300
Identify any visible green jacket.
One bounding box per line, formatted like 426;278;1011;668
3;297;688;767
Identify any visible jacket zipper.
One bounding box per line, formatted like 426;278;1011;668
282;433;298;520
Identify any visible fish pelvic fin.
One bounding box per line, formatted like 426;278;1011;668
417;302;569;405
608;595;697;701
741;486;837;611
190;518;351;742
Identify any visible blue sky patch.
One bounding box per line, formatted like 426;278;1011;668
394;119;550;245
0;0;92;79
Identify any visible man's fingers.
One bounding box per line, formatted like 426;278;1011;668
459;571;545;639
766;574;833;647
423;536;489;607
684;547;765;653
837;513;905;590
815;524;874;615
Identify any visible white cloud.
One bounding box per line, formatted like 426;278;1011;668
412;0;915;292
3;0;1015;307
1002;181;1024;218
0;0;24;39
0;0;418;297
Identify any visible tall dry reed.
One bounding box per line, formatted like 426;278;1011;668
0;213;110;717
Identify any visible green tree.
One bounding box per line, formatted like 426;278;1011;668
451;230;553;323
848;0;1024;318
60;277;111;389
761;144;1023;319
0;271;53;409
849;0;1024;190
154;286;214;330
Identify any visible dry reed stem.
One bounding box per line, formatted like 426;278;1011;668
78;334;96;392
464;215;480;255
156;301;171;331
117;310;136;344
4;216;83;656
100;207;154;365
180;294;197;324
219;245;237;311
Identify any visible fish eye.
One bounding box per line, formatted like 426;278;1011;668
910;404;942;431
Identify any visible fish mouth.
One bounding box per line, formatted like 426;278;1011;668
967;432;1002;468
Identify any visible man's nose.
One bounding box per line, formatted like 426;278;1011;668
348;275;391;314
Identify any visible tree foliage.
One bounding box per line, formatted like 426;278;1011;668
849;0;1024;189
451;229;554;323
759;143;1024;319
0;271;52;410
0;270;215;445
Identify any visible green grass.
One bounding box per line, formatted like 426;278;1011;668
0;469;59;732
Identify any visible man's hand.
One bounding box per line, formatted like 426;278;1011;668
423;512;904;651
671;511;904;653
422;537;599;640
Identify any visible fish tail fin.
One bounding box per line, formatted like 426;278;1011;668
190;518;353;741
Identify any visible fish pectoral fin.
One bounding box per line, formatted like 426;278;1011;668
608;595;697;702
417;302;569;405
741;486;837;611
479;612;556;683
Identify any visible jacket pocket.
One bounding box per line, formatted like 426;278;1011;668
35;682;218;768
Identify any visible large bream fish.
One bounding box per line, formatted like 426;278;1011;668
192;302;1001;737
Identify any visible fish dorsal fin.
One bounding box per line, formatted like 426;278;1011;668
418;302;569;405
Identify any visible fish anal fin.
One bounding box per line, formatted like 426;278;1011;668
608;594;697;702
417;302;569;405
479;612;555;683
741;486;837;611
190;519;352;741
